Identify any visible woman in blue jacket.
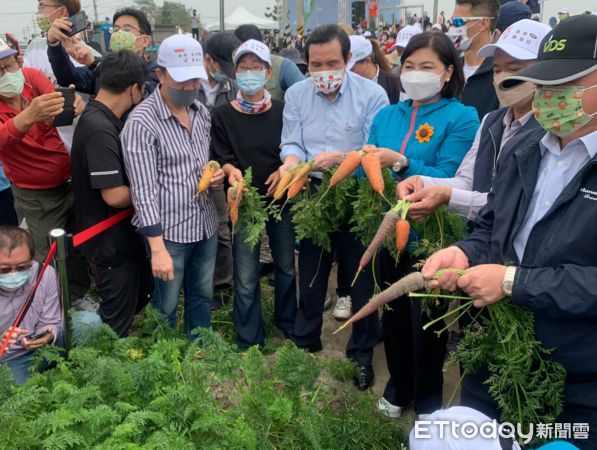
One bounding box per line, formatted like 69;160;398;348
367;32;479;419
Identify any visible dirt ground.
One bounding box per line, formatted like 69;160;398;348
319;265;460;429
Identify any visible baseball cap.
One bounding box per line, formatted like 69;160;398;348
392;25;422;50
157;34;207;82
501;14;597;89
347;35;373;70
204;32;241;78
279;47;307;68
478;19;551;60
496;1;532;32
0;36;17;60
432;23;442;31
232;39;271;66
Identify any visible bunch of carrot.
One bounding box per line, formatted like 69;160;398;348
317;147;386;203
227;178;244;230
351;199;412;286
229;168;269;250
273;161;313;203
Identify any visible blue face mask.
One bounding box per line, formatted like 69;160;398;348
211;70;229;84
0;268;31;292
166;86;199;107
236;70;267;96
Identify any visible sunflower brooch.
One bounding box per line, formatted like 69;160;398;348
415;123;434;143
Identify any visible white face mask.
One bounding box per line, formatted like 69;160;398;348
310;69;345;95
400;70;444;101
0;69;25;98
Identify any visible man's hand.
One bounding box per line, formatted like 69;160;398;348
21;328;54;350
422;246;470;291
47;18;72;44
14;93;64;132
1;327;28;348
405;186;452;221
209;168;225;188
67;42;94;66
312;151;344;171
150;247;174;281
397;176;423;200
265;170;281;197
458;264;508;308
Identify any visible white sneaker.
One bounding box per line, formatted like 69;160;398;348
332;295;352;320
323;293;333;311
377;397;403;419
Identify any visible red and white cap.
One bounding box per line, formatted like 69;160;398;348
478;19;551;60
157;34;207;82
232;39;271;65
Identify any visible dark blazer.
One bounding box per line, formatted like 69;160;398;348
460;56;500;121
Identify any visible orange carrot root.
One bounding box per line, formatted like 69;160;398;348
396;219;410;252
361;152;384;194
330;151;362;187
198;160;221;193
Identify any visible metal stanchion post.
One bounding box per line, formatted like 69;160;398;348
49;228;72;353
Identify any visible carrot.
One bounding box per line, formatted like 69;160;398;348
351;209;400;287
330;151;362;187
197;160;221;193
286;173;309;200
361;151;384;194
274;170;294;200
395;219;410;252
227;179;244;228
335;272;427;334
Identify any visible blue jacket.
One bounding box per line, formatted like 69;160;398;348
47;43;159;95
458;132;597;410
368;97;479;179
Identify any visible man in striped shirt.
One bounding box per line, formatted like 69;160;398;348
122;35;224;337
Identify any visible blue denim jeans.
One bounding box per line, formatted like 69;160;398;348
233;209;297;348
151;235;218;338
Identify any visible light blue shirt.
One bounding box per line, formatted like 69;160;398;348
0;161;9;192
280;71;389;162
513;130;597;261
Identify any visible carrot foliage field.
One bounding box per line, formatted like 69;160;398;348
0;305;407;450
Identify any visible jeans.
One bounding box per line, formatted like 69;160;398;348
151;235;218;338
233;209;297;348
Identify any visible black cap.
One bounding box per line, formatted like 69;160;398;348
279;48;307;68
203;32;241;79
501;14;597;89
496;1;531;32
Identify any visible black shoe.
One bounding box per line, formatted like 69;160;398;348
260;262;274;277
354;365;374;391
294;340;323;353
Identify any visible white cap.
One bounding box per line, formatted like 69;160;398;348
348;35;373;70
0;36;17;60
157;34;207;82
233;39;272;66
432;23;442;30
363;30;372;37
478;19;551;60
392;25;422;50
558;7;569;14
409;407;522;450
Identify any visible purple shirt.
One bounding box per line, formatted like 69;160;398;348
0;262;63;362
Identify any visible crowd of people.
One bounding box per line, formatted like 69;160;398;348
0;0;596;447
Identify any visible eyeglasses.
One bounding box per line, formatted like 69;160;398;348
0;262;32;275
113;24;143;34
236;66;266;73
37;2;62;11
450;16;492;27
0;61;19;77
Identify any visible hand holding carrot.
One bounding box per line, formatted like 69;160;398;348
265;170;280;197
458;264;508;308
209;168;225;188
405;186;452;221
422;246;469;291
227;167;244;187
397;176;424;200
312;151;344;171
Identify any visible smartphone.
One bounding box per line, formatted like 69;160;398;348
66;11;88;37
53;87;75;127
15;329;51;346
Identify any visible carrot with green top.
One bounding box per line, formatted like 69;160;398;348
197;160;221;193
361;151;384;194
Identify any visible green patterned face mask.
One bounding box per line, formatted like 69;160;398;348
110;30;139;51
36;12;55;33
533;85;597;136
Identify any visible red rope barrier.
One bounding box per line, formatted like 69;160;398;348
0;207;134;359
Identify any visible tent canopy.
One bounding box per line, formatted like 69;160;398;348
206;6;278;32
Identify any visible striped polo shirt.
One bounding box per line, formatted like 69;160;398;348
121;87;217;243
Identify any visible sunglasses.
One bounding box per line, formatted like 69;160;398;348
0;262;32;275
451;16;491;27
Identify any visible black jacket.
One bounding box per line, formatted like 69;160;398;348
377;69;402;105
460;57;499;121
458;131;597;410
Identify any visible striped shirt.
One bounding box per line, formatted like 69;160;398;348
121;87;218;243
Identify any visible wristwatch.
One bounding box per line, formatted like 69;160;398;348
89;57;102;73
501;266;517;296
391;155;409;175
